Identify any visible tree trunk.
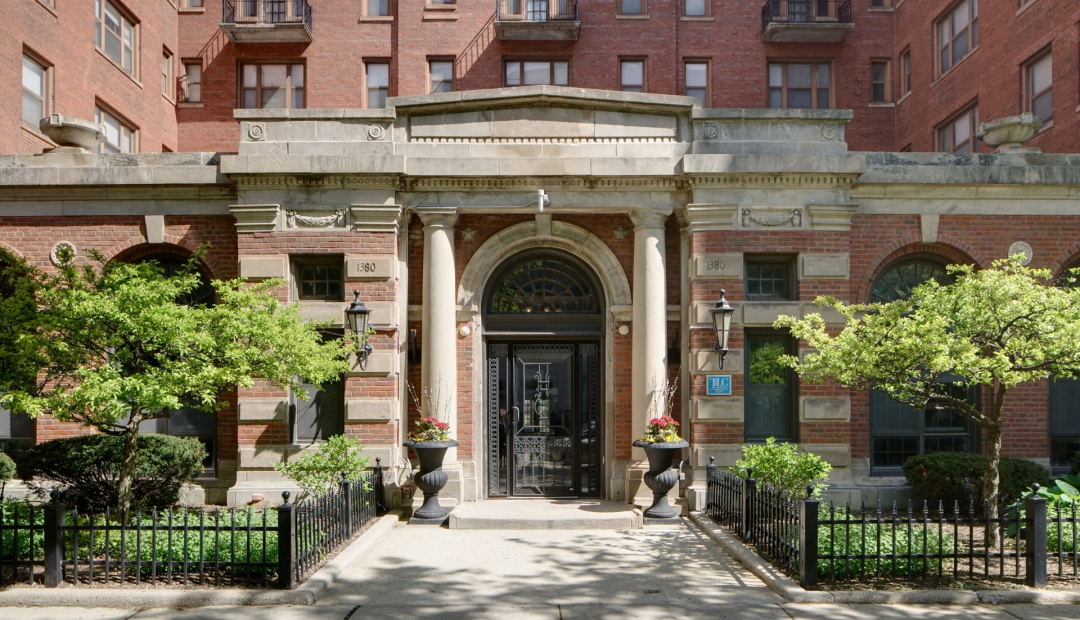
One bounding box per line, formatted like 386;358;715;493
982;421;1003;548
117;412;142;524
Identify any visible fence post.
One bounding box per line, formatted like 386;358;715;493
799;486;820;590
43;492;64;588
341;472;353;538
1025;484;1047;588
741;470;756;543
277;491;297;590
706;457;716;517
374;457;386;515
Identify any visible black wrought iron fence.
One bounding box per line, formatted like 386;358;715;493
223;0;313;30
761;0;852;31
0;462;385;589
705;459;1079;589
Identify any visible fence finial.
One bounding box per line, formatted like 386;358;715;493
282;490;291;504
376;456;382;466
1031;483;1041;492
342;470;349;483
806;485;814;498
709;456;715;464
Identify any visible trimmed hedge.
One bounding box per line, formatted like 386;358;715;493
902;452;1049;508
16;434;205;513
0;453;14;483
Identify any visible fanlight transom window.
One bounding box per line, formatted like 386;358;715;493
489;258;598;315
870;260;950;303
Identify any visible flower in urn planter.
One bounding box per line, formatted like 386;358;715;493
410;417;450;443
640;416;684;444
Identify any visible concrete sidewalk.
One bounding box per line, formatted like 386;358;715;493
1;519;1079;618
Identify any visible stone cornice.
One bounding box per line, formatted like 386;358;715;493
401;176;689;192
230;174;401;189
687;173;860;189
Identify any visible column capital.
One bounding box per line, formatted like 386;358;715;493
630;206;673;229
417;206;458;229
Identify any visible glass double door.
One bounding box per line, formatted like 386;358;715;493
487;343;601;498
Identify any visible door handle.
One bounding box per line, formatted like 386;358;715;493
512;406;520;424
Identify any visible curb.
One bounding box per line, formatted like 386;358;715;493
0;511;401;608
689;512;832;603
688;512;1078;606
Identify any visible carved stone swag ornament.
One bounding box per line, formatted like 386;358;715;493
285;209;347;229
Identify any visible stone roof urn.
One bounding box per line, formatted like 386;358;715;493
39;114;106;154
976;113;1043;153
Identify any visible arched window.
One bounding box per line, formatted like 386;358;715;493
128;252;218;475
868;256;976;476
484;252;603;334
1051;260;1080;472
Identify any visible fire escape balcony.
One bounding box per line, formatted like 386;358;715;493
495;0;580;41
760;0;853;43
220;0;313;44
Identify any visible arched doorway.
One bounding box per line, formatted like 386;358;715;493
867;256;978;476
484;250;605;498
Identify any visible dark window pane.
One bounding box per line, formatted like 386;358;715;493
873;436;918;469
787;89;812;109
294;378;344;442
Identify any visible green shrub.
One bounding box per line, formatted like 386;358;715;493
17;434;205;513
817;506;957;578
0;500;43;561
732;437;832;499
275;434;369;499
0;453;15;483
902;452;1049;508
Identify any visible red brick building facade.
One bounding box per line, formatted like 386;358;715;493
6;0;1079;155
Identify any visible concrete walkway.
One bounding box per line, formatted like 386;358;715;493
2;519;1080;619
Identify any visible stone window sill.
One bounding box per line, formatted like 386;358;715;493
1037;119;1054;133
869;102;895;108
22;122;56;146
616;14;650;19
1016;0;1038;16
359;15;394;22
424;4;457;10
930;47;979;90
868;7;894;12
680;16;714;21
896;91;911;106
178;101;204;108
96;47;144;89
179;7;207;14
35;0;59;17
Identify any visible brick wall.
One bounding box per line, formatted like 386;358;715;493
5;0;180;154
894;0;1080;153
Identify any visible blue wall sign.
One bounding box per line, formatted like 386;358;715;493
706;375;732;396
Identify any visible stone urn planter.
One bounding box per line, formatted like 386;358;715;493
633;439;689;519
404;439;458;521
38;114;106;153
976;113;1042;153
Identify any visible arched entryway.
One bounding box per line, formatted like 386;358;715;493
483;250;606;498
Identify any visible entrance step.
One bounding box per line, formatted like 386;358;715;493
448;499;644;530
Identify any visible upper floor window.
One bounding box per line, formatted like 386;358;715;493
684;0;708;17
870;0;892;7
96;0;138;77
367;0;390;16
429;60;454;94
505;59;569;87
241;62;305;109
162;50;174;100
620;59;645;92
22;53;51;127
182;60;202;103
96;105;137;154
685;61;708;106
768;62;831;110
871;60;890;103
936;104;978;153
900;49;911;97
936;0;977;76
620;0;644;14
366;62;389;108
1024;51;1052;122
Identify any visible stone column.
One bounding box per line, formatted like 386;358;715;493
418;207;458;438
630;207;673;454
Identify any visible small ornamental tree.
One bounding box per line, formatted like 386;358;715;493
0;246;353;521
775;256;1080;542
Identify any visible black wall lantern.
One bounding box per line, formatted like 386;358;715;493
345;290;373;370
709;290;735;369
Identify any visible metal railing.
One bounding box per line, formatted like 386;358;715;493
761;0;851;32
496;0;578;22
223;0;313;30
0;462;385;588
706;459;1080;588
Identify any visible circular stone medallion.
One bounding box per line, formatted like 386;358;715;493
1008;241;1033;265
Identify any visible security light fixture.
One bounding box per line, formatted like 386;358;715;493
345;290;373;370
709;290;735;369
